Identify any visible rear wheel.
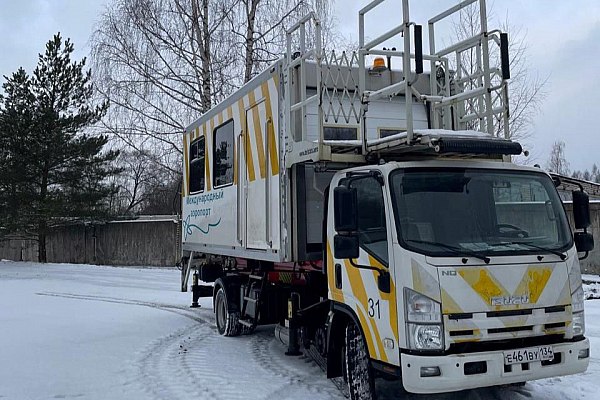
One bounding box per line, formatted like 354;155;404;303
345;322;375;400
214;287;241;337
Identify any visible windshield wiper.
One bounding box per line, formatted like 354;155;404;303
405;239;490;263
488;241;567;260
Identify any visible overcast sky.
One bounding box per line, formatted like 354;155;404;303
1;0;599;172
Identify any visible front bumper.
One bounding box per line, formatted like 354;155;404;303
400;338;590;394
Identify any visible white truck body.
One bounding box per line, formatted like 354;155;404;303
180;1;591;397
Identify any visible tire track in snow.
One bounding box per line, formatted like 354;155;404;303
36;291;211;323
248;330;345;400
136;323;230;400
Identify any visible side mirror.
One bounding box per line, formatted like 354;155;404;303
573;191;591;230
334;186;358;232
575;232;594;253
334;234;359;259
378;270;391;294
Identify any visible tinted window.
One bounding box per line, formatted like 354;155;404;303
213;120;234;187
389;169;573;257
189;137;205;193
324;126;358;140
380;128;406;138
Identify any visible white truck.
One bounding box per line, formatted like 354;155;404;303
180;1;593;398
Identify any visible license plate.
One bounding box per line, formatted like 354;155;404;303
503;346;554;365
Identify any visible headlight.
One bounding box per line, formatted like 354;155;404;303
572;285;585;314
404;288;444;350
404;288;442;323
407;323;444;350
573;311;585;337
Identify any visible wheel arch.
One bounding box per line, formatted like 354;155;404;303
326;302;370;379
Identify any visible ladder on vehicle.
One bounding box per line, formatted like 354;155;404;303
283;0;515;162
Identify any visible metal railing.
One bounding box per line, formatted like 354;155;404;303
282;0;511;161
285;12;322;144
358;0;423;149
426;0;510;138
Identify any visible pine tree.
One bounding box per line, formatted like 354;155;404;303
0;68;37;236
0;33;118;262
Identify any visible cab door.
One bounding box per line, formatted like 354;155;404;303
328;174;400;366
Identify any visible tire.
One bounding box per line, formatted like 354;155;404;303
241;324;256;335
345;322;375;400
214;287;241;337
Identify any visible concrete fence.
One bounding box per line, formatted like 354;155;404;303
1;205;600;272
0;216;181;267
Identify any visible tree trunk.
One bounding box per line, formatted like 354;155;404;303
244;0;259;83
191;0;212;112
39;162;49;263
38;225;47;263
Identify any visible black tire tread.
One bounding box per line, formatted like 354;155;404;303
345;322;375;400
215;287;241;337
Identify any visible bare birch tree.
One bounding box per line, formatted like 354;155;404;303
452;4;547;143
91;0;338;178
547;140;570;175
91;0;237;173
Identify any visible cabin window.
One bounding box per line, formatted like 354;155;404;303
323;126;358;141
213;119;234;187
189;136;205;193
349;176;389;265
379;128;406;138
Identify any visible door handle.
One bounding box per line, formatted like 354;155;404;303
335;263;342;289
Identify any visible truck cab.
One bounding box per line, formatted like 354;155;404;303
328;160;590;393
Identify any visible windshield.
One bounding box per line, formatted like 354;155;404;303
389;168;573;258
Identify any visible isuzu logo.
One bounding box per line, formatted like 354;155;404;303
491;295;530;306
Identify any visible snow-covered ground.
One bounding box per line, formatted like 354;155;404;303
0;260;598;400
583;274;600;300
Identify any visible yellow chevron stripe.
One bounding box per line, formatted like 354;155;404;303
248;90;266;179
261;81;279;176
345;259;387;363
369;256;398;343
356;307;378;361
327;241;344;303
411;260;426;295
183;133;190;196
218;110;223;125
440;288;464;314
238;99;256;182
511;266;553;305
459;269;508;308
204;123;212;191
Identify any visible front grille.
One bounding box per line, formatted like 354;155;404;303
545;305;566;313
488;325;533;334
487;309;532;318
448;334;565;354
545;322;566;330
446;305;571;344
448;313;473;320
450;330;474;337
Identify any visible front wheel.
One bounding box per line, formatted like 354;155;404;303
345;322;375;400
214;287;241;337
